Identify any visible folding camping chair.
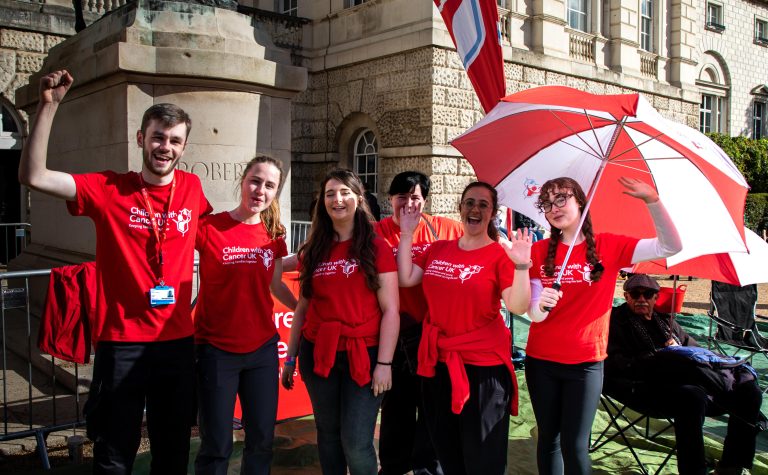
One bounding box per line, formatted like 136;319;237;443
590;390;677;475
708;280;768;392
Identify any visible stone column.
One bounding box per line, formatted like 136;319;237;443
530;0;570;58
668;0;698;89
13;0;307;272
607;0;641;74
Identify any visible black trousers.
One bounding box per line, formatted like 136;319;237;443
421;363;511;475
85;336;196;475
525;357;604;475
378;328;442;475
635;381;762;475
194;336;279;475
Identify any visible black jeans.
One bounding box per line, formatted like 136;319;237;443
299;338;383;475
421;363;511;475
525;356;604;475
194;335;279;475
85;336;196;475
635;381;762;474
378;326;442;475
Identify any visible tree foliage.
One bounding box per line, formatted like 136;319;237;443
706;134;768;233
707;133;768;193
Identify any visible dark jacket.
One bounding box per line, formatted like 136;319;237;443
605;303;697;399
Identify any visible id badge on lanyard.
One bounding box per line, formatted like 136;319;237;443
139;174;177;307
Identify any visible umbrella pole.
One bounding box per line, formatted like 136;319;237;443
554;159;607;286
671;274;679;316
555;117;627;286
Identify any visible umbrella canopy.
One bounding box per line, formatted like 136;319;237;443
451;86;750;266
633;228;768;286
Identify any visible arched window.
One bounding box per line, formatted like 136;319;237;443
0;102;24;259
696;55;729;134
353;129;378;194
0;103;21;150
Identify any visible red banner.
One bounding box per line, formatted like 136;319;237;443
434;0;506;112
234;271;313;423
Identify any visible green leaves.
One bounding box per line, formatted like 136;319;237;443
707;133;768;234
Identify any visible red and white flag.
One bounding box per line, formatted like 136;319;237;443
434;0;505;112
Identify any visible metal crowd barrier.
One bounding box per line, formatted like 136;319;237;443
0;267;84;470
0;223;31;266
0;261;201;470
290;220;311;253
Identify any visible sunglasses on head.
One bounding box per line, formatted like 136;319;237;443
628;289;657;299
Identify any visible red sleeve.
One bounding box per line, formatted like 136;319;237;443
195;215;209;251
413;238;436;270
603;233;640;269
529;240;548;279
374;237;397;273
496;244;516;290
195;175;213;217
275;237;288;259
66;172;113;218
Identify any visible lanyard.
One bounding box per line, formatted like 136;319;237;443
138;173;177;286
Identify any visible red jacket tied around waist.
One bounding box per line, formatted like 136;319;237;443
417;316;518;416
306;315;380;387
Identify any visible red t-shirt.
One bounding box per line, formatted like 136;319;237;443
67;170;212;343
375;215;463;323
302;237;397;344
194;212;288;353
415;240;515;341
527;233;638;364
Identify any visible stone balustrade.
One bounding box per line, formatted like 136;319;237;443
568;29;595;63
639;51;658;78
82;0;126;14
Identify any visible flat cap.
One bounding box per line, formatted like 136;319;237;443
623;274;660;291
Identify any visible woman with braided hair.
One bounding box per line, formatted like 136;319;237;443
525;176;682;475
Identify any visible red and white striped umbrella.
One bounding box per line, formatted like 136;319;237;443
634;228;768;286
452;86;749;267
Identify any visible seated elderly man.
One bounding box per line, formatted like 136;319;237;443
606;274;763;475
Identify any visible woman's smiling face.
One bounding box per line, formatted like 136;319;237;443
324;178;360;224
460;186;494;237
542;185;581;232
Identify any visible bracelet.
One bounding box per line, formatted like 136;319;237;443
377;361;393;366
515;260;532;270
284;356;297;366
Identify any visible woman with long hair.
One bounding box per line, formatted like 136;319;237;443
194;156;297;475
397;181;532;475
281;169;399;475
525;176;682;475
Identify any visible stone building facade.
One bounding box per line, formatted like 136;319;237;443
285;0;708;220
697;0;768;137
2;0;767;225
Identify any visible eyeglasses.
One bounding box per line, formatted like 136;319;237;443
627;289;658;300
536;193;574;213
461;199;491;211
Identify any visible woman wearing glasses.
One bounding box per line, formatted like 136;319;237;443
397;182;532;475
525;176;682;475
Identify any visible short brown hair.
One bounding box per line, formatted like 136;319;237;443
140;103;192;138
